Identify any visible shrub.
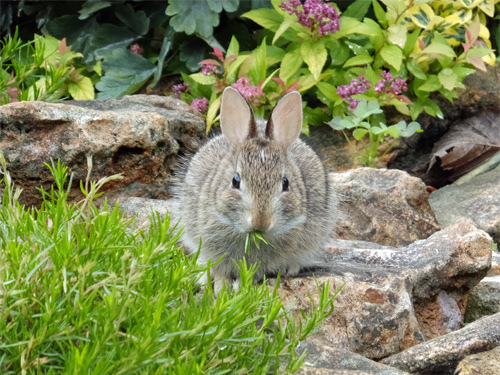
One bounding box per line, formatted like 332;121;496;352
0;156;339;374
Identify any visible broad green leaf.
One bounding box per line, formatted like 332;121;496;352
300;40;327;80
249;39;268;84
166;0;219;38
372;0;387;27
227;35;240;58
343;0;372;21
403;29;421;56
417;75;441;92
190;73;217;85
422;42;455;58
88;24;136;61
279;49;303;80
353;128;369;140
380;44;403;71
96;48;155;98
207;0;239;13
68;76;95;100
327;40;351;66
353;100;383;119
242;8;283;32
115;4;150;35
380;0;406;23
149;36;171;89
398;121;422;137
407;60;427;79
438;68;458;90
335;17;382;39
273;18;296;44
266;45;285;66
79;1;112;20
317;82;340;102
343;55;373;68
388;24;407;49
226;55;248;83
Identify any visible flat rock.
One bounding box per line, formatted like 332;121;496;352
381;312;500;375
429;165;500;243
455;346;500;375
332;168;440;247
0;95;206;207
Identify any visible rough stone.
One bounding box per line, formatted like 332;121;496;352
296;342;409;375
455;346;500;375
429;166;500;243
381;312;500;375
120;192;493;361
464;275;500;323
0;95;206;207
331;168;440;247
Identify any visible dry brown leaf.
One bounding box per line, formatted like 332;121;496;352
428;111;500;181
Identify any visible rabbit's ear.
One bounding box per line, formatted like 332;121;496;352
266;91;302;149
220;87;257;146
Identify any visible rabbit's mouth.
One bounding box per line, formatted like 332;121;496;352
245;231;275;253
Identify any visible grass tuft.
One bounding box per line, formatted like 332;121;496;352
0;156;339;374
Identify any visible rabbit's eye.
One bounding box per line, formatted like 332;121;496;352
282;177;289;191
232;173;241;189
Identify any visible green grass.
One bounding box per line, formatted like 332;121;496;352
0;156;339;374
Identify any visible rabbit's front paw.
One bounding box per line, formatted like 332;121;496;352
283;264;300;277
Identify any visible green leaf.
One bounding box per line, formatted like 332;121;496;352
353;128;369;140
207;0;239;13
422;42;455;58
343;0;372;20
353;100;383;119
403;29;421;56
336;17;383;39
280;49;304;80
96;48;155;98
166;0;219;38
372;0;387;26
388;24;407;49
417;75;441;92
398;121;422;137
317;82;340;102
438;68;458;90
149;36;171;90
78;1;112;20
242;8;283;32
249;39;268;84
380;44;403;71
273;18;296;44
206;92;221;132
407;60;427;80
386;124;401;138
226;35;240;58
89;24;137;62
68;76;95;100
190;73;217;86
115;4;150;35
343;54;373;68
300;40;327;80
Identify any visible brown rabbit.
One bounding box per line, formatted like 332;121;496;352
175;87;338;291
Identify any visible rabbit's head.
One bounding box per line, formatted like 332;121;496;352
216;87;306;237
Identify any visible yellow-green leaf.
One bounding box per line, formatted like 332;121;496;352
273;18;296;44
300;40;327;80
380;44;404;71
206;93;221;133
190;73;217;85
437;68;458;90
68;76;95;100
388;24;407;48
408;4;435;29
343;54;373;68
279;49;303;81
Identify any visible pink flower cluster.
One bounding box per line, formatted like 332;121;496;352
201;63;220;76
129;43;144;56
280;0;340;36
374;71;408;95
171;82;190;99
337;76;370;110
231;77;265;106
190;97;209;114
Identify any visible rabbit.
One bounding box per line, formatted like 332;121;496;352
174;87;339;291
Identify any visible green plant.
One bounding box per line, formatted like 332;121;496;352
329;99;422;166
0;29;96;104
0;155;340;374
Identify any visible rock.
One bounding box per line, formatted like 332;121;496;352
296;342;409;375
119;191;492;361
455;346;500;375
0;95;206;207
332;168;440;247
464;275;500;323
491;251;500;276
381;312;500;375
429;166;500;243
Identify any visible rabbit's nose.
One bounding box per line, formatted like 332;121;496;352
251;214;271;233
